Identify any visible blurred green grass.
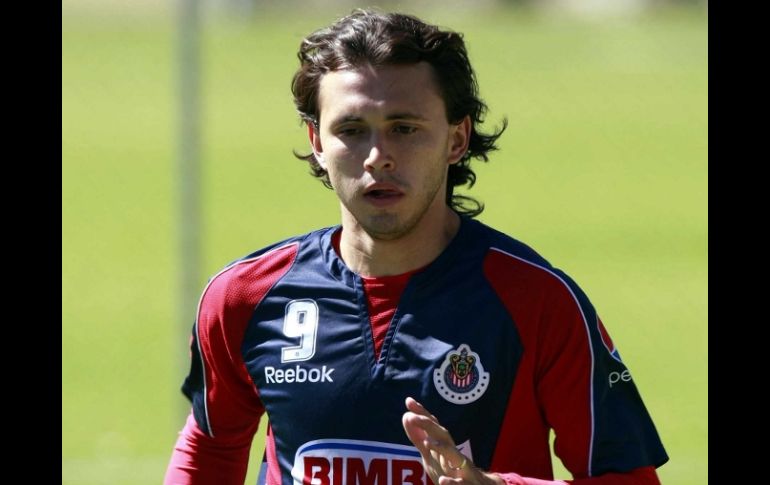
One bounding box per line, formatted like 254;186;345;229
62;5;706;484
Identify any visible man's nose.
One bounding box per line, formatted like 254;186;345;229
363;135;394;172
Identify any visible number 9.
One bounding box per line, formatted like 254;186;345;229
280;299;319;363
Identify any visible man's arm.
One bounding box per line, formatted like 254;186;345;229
165;413;259;485
495;466;659;485
476;252;668;482
402;398;661;485
164;243;299;484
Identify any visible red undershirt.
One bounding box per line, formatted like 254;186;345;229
332;231;420;361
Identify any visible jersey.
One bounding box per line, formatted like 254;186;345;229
171;216;668;484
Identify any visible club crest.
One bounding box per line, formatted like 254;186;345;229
433;344;489;404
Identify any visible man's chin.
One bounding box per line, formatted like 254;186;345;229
361;215;411;241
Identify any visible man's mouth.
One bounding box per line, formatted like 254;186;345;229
363;184;404;205
366;189;401;199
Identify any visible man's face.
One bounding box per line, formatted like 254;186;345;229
309;62;469;241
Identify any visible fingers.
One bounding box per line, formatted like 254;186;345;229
406;412;453;444
403;397;478;483
405;397;439;422
402;412;431;456
426;439;470;474
437;478;464;485
403;398;456;455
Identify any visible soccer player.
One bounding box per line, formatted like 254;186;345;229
164;9;668;485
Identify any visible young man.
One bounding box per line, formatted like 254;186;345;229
165;10;668;485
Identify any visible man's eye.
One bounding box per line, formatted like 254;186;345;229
394;125;417;135
338;127;363;136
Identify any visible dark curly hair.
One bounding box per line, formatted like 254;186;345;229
291;9;506;218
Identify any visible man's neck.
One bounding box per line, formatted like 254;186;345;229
339;209;461;277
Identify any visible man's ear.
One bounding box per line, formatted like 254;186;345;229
447;116;471;166
308;123;326;169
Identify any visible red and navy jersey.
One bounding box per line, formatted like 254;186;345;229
173;217;667;484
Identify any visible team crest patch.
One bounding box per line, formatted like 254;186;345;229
433;344;489;404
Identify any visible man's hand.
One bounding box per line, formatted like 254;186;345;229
401;397;504;485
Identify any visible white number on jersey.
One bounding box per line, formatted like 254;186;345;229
281;299;319;363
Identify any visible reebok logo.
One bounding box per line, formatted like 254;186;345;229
265;365;335;384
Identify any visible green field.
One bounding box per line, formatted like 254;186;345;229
62;4;707;484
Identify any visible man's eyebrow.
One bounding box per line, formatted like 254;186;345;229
331;115;364;125
329;113;428;125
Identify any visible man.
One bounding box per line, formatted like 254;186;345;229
165;10;668;485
